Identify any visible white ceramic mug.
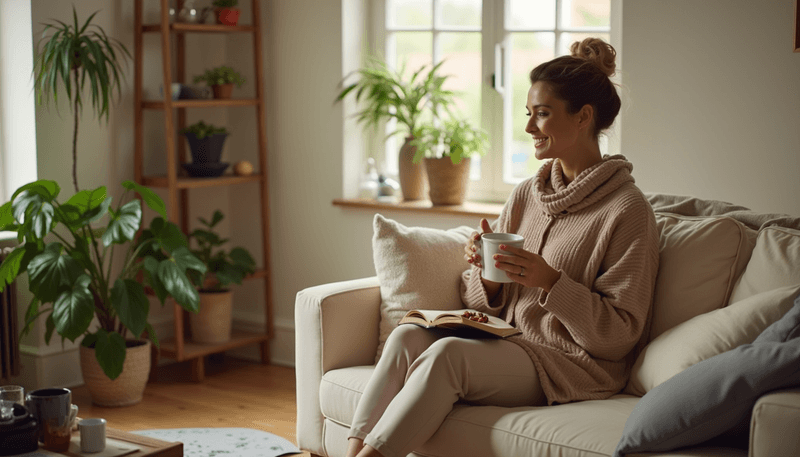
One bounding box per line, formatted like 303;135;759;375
79;418;107;453
475;233;525;283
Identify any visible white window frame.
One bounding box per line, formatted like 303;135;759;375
367;0;620;203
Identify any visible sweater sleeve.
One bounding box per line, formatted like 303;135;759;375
539;196;660;361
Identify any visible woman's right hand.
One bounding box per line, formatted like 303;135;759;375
464;218;493;268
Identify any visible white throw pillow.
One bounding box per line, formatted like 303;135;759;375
626;284;800;396
647;213;754;341
372;214;472;360
729;226;800;304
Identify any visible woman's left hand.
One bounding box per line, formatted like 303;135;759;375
493;244;562;292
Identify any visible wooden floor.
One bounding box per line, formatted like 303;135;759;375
70;355;311;456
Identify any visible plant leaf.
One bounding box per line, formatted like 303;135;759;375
157;258;200;313
143;256;168;304
121;181;166;219
12;191;55;240
152;219;188;254
110;278;149;338
52;274;94;342
93;329;126;380
45;313;56;345
172;246;206;275
27;242;83;303
102;199;141;246
0;202;15;231
64;185;108;220
143;322;159;349
0;243;40;293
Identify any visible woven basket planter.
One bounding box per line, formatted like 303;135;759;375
190;290;234;344
79;340;151;407
424;157;471;205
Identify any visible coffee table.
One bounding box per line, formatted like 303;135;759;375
60;427;183;457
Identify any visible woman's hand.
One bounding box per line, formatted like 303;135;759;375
464;218;493;268
493;244;562;292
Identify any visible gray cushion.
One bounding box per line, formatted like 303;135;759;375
754;293;800;343
614;319;800;456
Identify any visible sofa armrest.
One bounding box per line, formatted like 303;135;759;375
295;276;381;456
749;387;800;457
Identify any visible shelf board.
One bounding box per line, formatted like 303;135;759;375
157;330;269;361
142;173;262;189
141;23;255;34
142;99;259;109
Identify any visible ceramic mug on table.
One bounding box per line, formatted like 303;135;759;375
25;388;79;452
475;233;525;283
79;418;106;453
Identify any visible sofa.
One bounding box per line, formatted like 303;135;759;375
295;194;800;457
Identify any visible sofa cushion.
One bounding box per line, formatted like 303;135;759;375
372;214;472;360
648;213;753;341
615;327;800;456
729;226;800;304
626;284;800;396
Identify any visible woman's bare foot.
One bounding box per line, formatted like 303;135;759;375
345;437;365;457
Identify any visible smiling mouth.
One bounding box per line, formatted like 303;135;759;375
534;137;549;148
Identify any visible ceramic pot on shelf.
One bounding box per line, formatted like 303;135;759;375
397;136;426;201
424;157;471;205
190;291;234;344
212;83;234;99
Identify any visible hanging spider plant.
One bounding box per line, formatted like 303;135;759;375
33;6;131;193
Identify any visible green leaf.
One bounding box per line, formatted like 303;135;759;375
152;220;188;253
172;246;206;275
27;242;83;303
229;247;256;269
10;180;60;203
102;199;141;246
51;274;94;342
0;202;15;231
64;186;109;223
144;322;159;349
143;256;168;304
12;191;55;240
121;181;166;219
0;243;40;292
190;229;222;247
93;329;126;380
21;298;43;338
45;313;56;345
110;278;149;338
81;332;98;348
157;259;199;313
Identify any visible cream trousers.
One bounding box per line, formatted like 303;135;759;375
348;324;545;457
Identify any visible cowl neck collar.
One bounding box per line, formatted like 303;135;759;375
532;154;634;216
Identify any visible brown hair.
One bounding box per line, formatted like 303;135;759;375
529;38;621;138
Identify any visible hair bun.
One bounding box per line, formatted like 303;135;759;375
570;37;616;77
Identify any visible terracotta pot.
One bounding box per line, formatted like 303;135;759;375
424;157;471;205
212;83;234;99
190;290;234;344
397;136;427;201
216;7;240;26
79;340;151;407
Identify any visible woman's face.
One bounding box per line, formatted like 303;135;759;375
525;81;583;161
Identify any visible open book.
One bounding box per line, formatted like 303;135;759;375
399;309;521;338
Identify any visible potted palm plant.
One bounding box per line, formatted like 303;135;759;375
336;58;455;201
187;210;256;343
193;65;245;99
33;6;131;193
0;180;206;406
411;118;489;205
181;121;230;177
212;0;241;26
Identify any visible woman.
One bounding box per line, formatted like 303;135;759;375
345;38;660;457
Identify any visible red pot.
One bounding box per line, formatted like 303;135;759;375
216;7;240;26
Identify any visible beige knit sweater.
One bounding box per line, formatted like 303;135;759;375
461;155;659;405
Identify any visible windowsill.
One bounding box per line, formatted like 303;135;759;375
0;231;17;242
332;198;503;219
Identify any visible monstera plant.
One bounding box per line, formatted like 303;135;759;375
0;180;205;384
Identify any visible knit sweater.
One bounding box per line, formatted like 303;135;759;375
461;155;660;405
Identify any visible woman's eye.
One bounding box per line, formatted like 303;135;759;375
525;111;531;117
537;111;549;117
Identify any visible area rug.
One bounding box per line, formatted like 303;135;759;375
132;428;301;457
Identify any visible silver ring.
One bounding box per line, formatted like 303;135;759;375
519;266;525;276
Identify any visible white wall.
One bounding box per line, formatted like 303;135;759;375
8;0;800;387
620;0;800;216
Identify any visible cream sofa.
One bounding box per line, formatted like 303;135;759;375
295;194;800;457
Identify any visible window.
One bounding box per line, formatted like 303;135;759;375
371;0;615;202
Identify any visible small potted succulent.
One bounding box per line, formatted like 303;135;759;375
187;209;257;343
212;0;240;26
181;121;230;177
411;118;489;205
193;65;245;99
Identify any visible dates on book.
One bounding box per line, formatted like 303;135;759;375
462;311;489;323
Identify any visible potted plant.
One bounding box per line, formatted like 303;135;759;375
193;65;245;99
186;210;256;343
0;180;206;406
181;121;230;177
336;58;455;201
212;0;240;26
33;6;131;193
411;118;489;205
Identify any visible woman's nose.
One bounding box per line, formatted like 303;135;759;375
525;117;537;134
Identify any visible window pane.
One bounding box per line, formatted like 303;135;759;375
440;32;481;131
507;32;555;183
437;0;481;29
388;0;432;28
561;0;610;28
393;31;433;81
558;32;610;56
507;0;555;30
